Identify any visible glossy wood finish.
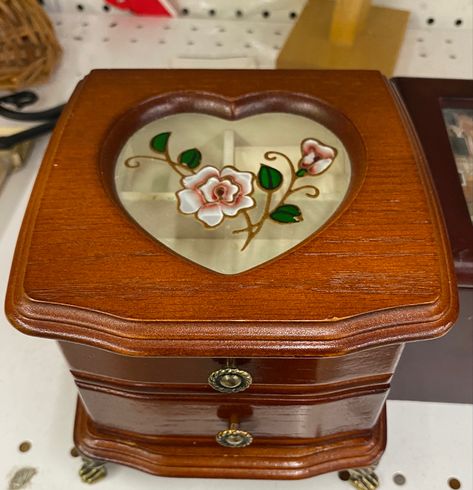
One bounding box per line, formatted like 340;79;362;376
77;382;387;438
4;70;458;480
60;341;403;394
75;398;387;479
6;70;457;358
392;77;473;287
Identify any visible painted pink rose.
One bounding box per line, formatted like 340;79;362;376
177;166;254;227
299;138;336;175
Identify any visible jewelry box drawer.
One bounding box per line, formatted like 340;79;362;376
60;341;402;394
76;380;388;442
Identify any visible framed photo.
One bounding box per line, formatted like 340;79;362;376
392;78;473;287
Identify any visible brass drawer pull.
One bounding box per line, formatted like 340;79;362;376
216;417;253;448
208;367;252;393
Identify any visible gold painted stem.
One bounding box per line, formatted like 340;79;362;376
124;155;190;177
288;185;320;198
240;191;274;251
234;150;319;251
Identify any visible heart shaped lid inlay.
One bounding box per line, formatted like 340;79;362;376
113;101;354;275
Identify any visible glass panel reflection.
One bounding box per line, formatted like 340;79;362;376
442;107;473;223
115;113;352;274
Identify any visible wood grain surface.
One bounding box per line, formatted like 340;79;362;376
74;397;386;479
60;341;402;394
5;70;458;357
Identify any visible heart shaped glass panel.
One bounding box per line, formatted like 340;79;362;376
114;112;352;274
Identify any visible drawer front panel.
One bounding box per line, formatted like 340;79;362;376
61;341;402;391
77;383;388;440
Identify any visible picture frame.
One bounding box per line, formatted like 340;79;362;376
392;77;473;287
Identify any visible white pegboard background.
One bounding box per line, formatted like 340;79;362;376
40;0;473;29
30;0;472;95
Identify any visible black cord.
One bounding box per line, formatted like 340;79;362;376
0;91;64;121
0;121;57;150
0;104;65;121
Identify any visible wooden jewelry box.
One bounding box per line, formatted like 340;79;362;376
5;70;458;482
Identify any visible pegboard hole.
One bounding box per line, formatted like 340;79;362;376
136;25;143;29
208;9;216;17
70;447;80;458
244;43;252;49
76;3;84;11
393;473;406;485
289;11;298;20
181;8;189;16
18;441;31;453
103;37;109;42
419;52;428;58
455;19;463;26
56;20;62;26
218;27;226;33
102;4;110;11
273;45;280;50
262;10;271;18
130;39;137;43
190;26;198;31
235;10;243;18
449;54;457;59
338;471;350;481
159;39;166;44
73;36;83;41
82;22;88;27
417;37;424;42
163;24;171;30
187;40;194;46
445;38;453;43
246;28;253;34
426;17;435;25
109;22;117;28
215;41;223;47
448;477;462;489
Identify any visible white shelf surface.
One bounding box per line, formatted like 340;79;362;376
0;9;472;490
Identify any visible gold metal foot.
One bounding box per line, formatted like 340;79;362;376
79;457;107;484
341;465;380;489
348;466;379;489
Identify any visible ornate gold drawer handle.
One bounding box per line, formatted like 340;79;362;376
208;367;252;393
216;417;253;448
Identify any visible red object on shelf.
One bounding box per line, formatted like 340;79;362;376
106;0;176;16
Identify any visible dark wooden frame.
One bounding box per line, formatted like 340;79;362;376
392;78;473;287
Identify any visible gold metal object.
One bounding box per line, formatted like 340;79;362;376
8;467;37;490
216;414;253;448
79;457;107;484
346;466;380;490
208;366;252;393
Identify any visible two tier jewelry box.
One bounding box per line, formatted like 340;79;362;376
5;70;457;482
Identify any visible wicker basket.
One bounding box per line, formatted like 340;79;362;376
0;0;62;90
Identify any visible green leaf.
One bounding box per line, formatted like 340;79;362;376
178;148;202;169
296;168;307;177
258;165;283;190
270;204;303;223
150;132;170;153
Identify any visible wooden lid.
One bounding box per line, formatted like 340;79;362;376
5;70;458;357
